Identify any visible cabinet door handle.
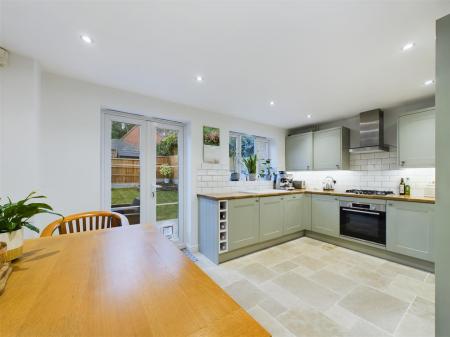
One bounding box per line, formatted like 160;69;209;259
255;199;259;203
336;164;340;169
388;203;393;206
401;161;405;167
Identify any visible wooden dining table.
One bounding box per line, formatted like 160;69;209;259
0;225;270;337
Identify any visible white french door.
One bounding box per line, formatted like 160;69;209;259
102;110;184;242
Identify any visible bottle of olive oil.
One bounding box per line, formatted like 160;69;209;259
399;178;405;195
405;178;411;196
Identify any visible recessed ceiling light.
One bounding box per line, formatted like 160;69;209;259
196;75;203;82
80;34;93;44
424;79;434;86
402;42;414;51
307;114;312;119
269;101;275;106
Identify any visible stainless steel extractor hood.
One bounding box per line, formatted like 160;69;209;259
349;109;389;153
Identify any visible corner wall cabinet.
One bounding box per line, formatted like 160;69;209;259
285;127;350;171
286;132;313;171
313;127;350;170
398;108;435;168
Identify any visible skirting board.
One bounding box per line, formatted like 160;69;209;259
305;231;434;273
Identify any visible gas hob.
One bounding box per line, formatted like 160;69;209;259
345;189;394;196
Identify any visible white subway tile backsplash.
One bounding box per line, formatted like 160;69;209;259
361;153;375;160
196;146;435;197
287;149;434;196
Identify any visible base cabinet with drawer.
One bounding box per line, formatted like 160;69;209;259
311;195;340;237
386;201;434;262
284;194;311;234
228;198;260;251
259;196;285;242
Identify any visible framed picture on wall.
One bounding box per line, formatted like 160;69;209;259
203;126;220;163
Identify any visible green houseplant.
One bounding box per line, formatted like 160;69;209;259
259;159;274;181
0;192;61;261
242;154;258;181
159;164;173;184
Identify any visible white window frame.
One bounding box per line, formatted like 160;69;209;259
229;131;271;178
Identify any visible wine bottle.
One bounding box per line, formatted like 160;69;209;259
399;178;405;195
405;178;411;196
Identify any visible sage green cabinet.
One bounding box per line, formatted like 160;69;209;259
228;198;260;251
398;108;435;168
260;196;285;242
286;132;313;171
313;127;350;170
387;201;434;262
311;195;340;237
283;194;311;234
283;194;303;234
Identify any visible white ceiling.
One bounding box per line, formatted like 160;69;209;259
1;0;449;128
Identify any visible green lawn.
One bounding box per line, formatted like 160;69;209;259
111;187;178;221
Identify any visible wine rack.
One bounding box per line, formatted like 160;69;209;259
218;200;228;254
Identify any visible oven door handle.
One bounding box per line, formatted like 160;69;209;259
342;208;381;216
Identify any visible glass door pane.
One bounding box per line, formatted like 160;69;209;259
155;126;180;240
110;121;141;224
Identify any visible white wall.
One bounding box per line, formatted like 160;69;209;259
435;13;450;337
37;65;286;249
0;53;41;199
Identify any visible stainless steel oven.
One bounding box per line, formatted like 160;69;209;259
340;201;386;245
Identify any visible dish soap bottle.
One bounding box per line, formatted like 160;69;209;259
405;178;411;196
399;178;405;195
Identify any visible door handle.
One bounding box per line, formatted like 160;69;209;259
342;208;381;216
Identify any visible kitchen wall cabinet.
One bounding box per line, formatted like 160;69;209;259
286;132;313;171
398;108;435;168
387;201;434;262
260;196;284;242
313;127;350;170
311;195;340;237
228;198;260;251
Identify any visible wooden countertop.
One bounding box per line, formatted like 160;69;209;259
197;189;435;204
0;225;270;337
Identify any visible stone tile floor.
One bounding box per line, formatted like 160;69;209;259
194;237;435;337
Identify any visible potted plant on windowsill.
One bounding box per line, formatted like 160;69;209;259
0;192;61;261
259;159;274;181
243;154;258;181
159;164;173;184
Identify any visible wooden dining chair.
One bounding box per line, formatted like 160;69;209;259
41;211;129;237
